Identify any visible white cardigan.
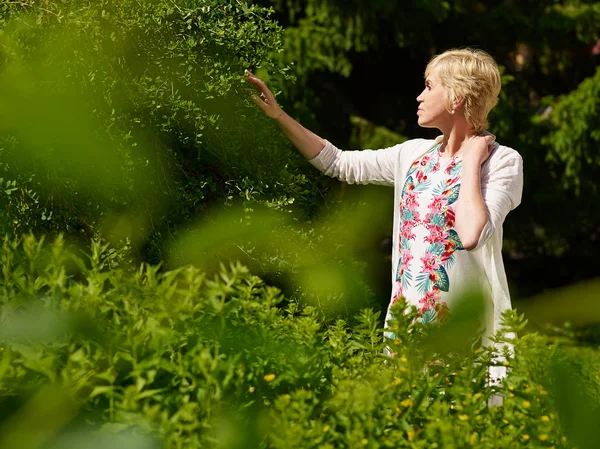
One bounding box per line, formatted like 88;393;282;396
308;136;523;353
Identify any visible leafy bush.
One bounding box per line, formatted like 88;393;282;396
0;0;326;261
1;235;598;448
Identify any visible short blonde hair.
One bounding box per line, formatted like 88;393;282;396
425;48;501;134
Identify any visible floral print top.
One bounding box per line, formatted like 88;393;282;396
386;143;471;326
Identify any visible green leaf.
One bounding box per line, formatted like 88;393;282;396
434;266;449;292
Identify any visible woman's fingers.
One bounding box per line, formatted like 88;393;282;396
245;71;274;99
250;94;269;112
243;70;283;119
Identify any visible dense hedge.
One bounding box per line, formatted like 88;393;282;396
1;235;599;449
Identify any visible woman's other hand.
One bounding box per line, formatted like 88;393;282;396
461;134;496;167
244;70;284;120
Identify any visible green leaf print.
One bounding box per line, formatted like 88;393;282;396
403;271;413;286
422;308;438;324
402;176;414;196
447;229;464;250
445;253;457;269
428;243;444;256
416;272;432;295
448;162;462;176
431;213;445;227
401;237;411;249
414;180;431;192
402;208;414;221
407;163;419;178
446;184;461;205
434;266;450;292
433;180;448;196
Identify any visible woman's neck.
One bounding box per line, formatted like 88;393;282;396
438;123;476;158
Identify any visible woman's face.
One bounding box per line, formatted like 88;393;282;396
416;69;452;129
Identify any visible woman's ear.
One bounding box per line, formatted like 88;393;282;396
452;97;466;112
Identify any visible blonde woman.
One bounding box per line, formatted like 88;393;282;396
246;49;523;387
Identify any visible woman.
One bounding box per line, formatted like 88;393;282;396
245;48;523;384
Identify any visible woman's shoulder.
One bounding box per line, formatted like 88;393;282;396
486;143;523;170
399;137;440;161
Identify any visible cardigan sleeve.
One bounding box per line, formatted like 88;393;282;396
307;140;403;186
473;146;523;250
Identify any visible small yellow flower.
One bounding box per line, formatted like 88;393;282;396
394;338;401;345
508;385;514;391
522;434;530;441
509;393;515;398
458;414;469;421
539;434;549;441
395;407;401;414
361;438;368;445
541;415;550;422
399;366;407;373
561;436;567;442
390;378;402;387
522;400;531;408
469;433;478;445
502;419;509;425
323;425;331;432
474;392;483;400
264;374;276;382
400;356;408;363
407;430;414;441
248;386;255;393
503;361;510;366
400;398;413;408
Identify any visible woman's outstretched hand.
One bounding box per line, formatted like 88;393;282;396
244;70;284;120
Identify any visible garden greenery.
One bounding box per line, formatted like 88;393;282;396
1;234;599;449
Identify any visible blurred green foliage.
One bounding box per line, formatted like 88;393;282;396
1;235;599;448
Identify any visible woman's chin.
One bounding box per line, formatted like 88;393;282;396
417;118;432;128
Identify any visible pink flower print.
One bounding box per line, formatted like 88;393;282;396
401;249;413;272
419;290;439;312
402;190;419;211
424;225;447;244
420;252;440;276
401;220;416;241
429;194;446;213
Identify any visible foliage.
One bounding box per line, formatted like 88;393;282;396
1;235;599;448
536;67;600;194
0;0;325;262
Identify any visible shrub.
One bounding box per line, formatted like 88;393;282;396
1;234;598;448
